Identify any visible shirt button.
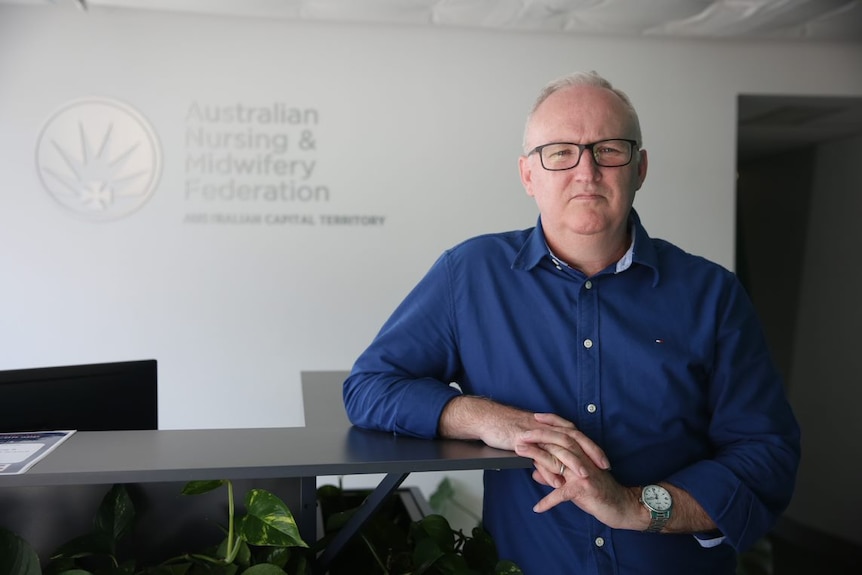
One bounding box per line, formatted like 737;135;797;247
595;537;605;547
586;403;597;413
585;280;593;289
583;339;593;349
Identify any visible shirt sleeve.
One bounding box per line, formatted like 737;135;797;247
343;252;463;438
666;274;801;552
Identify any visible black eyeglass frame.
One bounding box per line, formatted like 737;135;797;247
527;138;639;171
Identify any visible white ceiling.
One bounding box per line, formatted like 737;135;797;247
5;0;862;43
5;0;862;160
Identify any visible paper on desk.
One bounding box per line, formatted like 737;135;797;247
0;430;76;475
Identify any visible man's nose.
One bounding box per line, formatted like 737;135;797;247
572;149;601;180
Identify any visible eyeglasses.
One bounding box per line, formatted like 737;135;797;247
527;139;639;171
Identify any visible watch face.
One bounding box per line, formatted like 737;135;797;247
643;485;672;511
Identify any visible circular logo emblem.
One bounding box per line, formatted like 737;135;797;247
35;97;162;221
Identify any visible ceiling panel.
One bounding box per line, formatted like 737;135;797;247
4;0;861;42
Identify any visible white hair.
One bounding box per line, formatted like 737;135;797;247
523;71;643;152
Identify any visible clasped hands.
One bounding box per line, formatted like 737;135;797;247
511;412;640;530
440;396;643;530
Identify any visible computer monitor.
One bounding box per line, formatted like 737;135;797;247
0;359;157;432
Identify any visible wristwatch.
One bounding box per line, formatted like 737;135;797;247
640;484;673;533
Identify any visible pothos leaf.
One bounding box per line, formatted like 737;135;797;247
0;528;41;575
181;480;226;496
411;537;445;574
416;515;456;552
241;564;290;575
94;484;136;543
237;489;308;548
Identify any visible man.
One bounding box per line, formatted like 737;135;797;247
343;71;800;574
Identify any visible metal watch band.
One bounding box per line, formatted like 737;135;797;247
645;510;671;533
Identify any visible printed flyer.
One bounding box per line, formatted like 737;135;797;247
0;430;76;475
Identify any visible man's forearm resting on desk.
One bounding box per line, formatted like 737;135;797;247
438;395;610;469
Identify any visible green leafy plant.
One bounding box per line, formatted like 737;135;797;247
408;515;522;575
2;481;520;575
43;480;308;575
317;483;521;575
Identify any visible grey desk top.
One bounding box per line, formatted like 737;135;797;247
0;371;529;487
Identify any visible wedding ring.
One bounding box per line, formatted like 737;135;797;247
559;462;566;476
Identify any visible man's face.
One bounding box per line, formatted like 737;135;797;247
519;85;647;242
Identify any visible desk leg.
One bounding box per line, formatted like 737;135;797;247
298;476;319;545
314;472;409;574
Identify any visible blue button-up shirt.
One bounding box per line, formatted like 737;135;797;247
344;210;800;575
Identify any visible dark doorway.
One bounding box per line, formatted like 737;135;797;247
736;94;862;574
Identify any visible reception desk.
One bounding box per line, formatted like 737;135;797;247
0;371;530;571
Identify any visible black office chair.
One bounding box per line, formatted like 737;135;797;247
0;359;158;433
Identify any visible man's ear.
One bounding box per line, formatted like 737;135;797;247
519;154;536;197
635;148;648;191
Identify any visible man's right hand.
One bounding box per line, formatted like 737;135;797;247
438;395;610;471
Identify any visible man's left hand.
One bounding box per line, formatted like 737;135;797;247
514;415;645;531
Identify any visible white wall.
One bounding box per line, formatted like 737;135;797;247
1;4;861;533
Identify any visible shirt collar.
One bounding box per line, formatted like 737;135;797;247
512;209;661;285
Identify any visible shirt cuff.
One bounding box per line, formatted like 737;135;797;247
693;531;726;548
